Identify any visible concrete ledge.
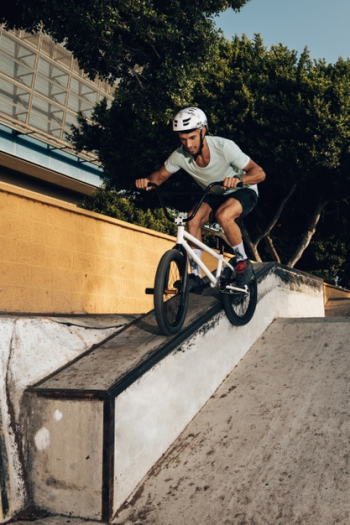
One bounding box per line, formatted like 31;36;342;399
0;315;136;523
18;264;325;522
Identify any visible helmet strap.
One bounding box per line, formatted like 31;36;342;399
192;128;205;160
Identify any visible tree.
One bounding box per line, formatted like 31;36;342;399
1;0;252;202
194;35;350;277
303;198;350;288
1;0;250;120
75;34;350;284
4;0;348;284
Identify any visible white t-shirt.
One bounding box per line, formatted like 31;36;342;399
164;136;258;196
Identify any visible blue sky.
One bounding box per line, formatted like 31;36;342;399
215;0;350;64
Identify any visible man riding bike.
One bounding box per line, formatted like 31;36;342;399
136;107;266;289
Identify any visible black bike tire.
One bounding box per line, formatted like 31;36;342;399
221;258;257;326
154;249;189;335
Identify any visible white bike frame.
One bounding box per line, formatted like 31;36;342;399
175;220;247;293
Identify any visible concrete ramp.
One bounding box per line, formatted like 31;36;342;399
22;264;324;522
114;317;350;525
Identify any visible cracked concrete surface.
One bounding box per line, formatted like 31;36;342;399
5;299;350;525
8;304;350;525
113;316;350;525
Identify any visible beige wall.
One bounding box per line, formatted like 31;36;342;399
0;182;177;314
324;282;350;304
0;182;225;315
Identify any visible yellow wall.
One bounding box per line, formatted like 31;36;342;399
0;182;224;315
324;282;350;304
0;182;178;314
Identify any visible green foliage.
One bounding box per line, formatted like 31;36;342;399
194;35;350;271
1;0;250;119
79;187;177;236
74;33;350;278
307;238;348;286
70;97;177;190
70;97;203;207
301;199;350;288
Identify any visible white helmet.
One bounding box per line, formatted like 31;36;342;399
173;107;208;132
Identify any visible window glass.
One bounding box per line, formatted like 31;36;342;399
0;29;115;146
67;92;93;113
0;33;16;56
29;111;49;132
0;80;30;117
37;58;69;88
16;45;36;68
15;63;34;88
64;111;78;132
30;98;64;131
70;78;97;103
35;76;67;104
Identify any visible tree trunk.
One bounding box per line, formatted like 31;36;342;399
247;181;298;262
287;198;328;268
264;234;281;263
241;220;262;262
254;182;298;247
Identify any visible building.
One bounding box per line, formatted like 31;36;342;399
0;27;115;202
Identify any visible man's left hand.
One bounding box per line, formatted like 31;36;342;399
221;176;242;190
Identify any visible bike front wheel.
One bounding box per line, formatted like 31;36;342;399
154;249;189;335
221;258;257;326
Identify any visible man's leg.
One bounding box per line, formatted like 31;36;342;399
215;198;253;286
186;202;212;288
214;198;244;246
187;202;212;242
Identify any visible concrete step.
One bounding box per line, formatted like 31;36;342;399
22;264;324;522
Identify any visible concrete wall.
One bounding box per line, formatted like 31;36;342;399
0;316;124;521
0;181;176;315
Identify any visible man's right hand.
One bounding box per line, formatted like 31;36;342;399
135;178;152;190
135;166;172;190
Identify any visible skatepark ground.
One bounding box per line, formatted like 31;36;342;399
10;296;350;525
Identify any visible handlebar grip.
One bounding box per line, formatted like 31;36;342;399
218;180;244;188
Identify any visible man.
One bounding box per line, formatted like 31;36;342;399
136;107;265;288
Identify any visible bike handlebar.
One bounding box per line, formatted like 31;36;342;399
147;179;243;223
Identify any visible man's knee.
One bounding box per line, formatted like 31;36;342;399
216;199;243;224
189;204;211;229
188;213;207;230
215;208;240;226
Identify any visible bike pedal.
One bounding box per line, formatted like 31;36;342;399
145;288;154;294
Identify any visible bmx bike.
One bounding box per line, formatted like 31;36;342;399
146;181;258;336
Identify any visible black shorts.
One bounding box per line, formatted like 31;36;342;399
203;188;258;219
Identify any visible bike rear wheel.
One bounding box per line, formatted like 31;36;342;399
221;258;257;326
154;249;189;335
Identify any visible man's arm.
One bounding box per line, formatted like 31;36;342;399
222;159;266;189
135;165;173;191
